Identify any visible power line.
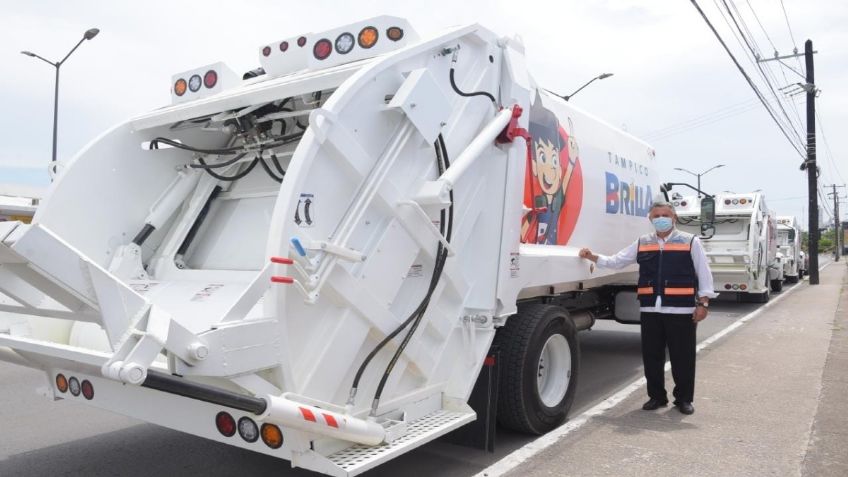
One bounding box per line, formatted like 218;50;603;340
721;0;805;146
690;0;806;158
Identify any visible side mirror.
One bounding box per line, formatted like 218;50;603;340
700;196;716;223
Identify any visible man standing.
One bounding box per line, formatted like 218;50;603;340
579;201;716;415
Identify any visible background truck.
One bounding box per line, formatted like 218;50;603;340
673;191;780;302
776;216;801;283
0;17;659;476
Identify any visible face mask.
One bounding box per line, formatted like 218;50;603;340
651;217;673;233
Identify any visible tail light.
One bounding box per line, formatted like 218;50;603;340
262;46;272;57
238;417;260;443
740;198;748;204
732;199;739;205
358;26;378;48
681;201;687;207
335;32;355;54
68;377;81;396
740;284;748;290
56;374;68;393
724;199;731;205
313;38;332;60
261;423;284;449
215;411;237;437
279;41;289;52
297;36;307;47
732;284;740;290
203;70;218;89
188;74;202;92
387;26;404;41
81;380;94;400
724;284;732;290
174;78;187;96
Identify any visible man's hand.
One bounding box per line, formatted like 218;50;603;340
578;248;598;262
693;304;708;322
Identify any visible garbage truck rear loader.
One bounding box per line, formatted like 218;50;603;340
0;17;657;476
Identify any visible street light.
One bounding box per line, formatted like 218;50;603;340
555;73;614;101
673;164;725;197
21;27;100;176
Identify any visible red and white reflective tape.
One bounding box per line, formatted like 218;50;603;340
264;395;385;445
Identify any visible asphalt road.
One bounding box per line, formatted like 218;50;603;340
0;277;810;476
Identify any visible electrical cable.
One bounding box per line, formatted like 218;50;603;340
689;0;806;159
256;151;284;183
188;153;248;170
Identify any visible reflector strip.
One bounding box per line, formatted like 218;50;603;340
665;287;695;295
323;413;339;428
638;244;660;252
270;256;294;264
663;243;692;251
299;407;317;422
637;287;654;295
271;276;294;284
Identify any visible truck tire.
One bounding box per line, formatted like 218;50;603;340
785;274;799;284
770;279;783;292
494;303;579;435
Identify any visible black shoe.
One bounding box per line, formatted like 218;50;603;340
642;398;669;411
675;401;695;415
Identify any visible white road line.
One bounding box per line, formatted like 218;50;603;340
476;264;830;477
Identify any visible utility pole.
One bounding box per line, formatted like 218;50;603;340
804;40;820;284
827;185;846;261
758;40;819;283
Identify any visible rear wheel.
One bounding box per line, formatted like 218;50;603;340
495;303;579;435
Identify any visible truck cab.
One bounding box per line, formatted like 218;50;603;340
776;216;801;283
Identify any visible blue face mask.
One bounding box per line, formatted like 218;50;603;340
651;217;673;233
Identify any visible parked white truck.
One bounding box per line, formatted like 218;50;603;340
0;17;660;476
776;216;801;283
673;192;782;302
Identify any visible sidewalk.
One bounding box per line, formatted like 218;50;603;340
506;262;848;477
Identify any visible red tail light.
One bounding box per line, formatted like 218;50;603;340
724;199;731;205
203;70;218;89
279;41;289;52
297;36;307;47
81;380;94;400
724;284;732;290
313;38;332;60
262;46;272;57
216;411;237;437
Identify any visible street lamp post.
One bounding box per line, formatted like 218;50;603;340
673;164;725;197
561;73;614;101
21;28;99;173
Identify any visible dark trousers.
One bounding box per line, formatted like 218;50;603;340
640;312;697;403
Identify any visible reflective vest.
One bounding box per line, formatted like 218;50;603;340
636;229;698;308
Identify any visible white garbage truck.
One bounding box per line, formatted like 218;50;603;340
776;216;801;282
0;17;660;476
673;191;781;302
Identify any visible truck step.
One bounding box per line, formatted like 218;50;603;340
327;409;475;476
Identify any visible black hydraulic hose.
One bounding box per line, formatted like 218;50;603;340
370;135;454;411
349;136;453;402
270;153;286;177
189;153;248;170
142;369;267;415
256;151;284;183
449;67;497;107
197;157;259;181
176;186;222;257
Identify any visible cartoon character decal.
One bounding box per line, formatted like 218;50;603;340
520;92;583;245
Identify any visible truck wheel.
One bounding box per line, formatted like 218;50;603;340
755;288;770;303
770;279;783;292
786;275;799;284
494;303;579;435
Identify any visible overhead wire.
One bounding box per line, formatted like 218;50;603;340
689;0;806;158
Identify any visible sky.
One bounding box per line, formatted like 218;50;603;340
1;0;845;229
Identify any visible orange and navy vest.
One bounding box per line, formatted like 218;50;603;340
636;229;698;308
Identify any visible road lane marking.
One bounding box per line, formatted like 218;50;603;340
476;264;829;477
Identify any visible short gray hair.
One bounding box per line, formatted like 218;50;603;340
649;200;676;213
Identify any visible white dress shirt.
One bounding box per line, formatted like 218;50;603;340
596;230;718;314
